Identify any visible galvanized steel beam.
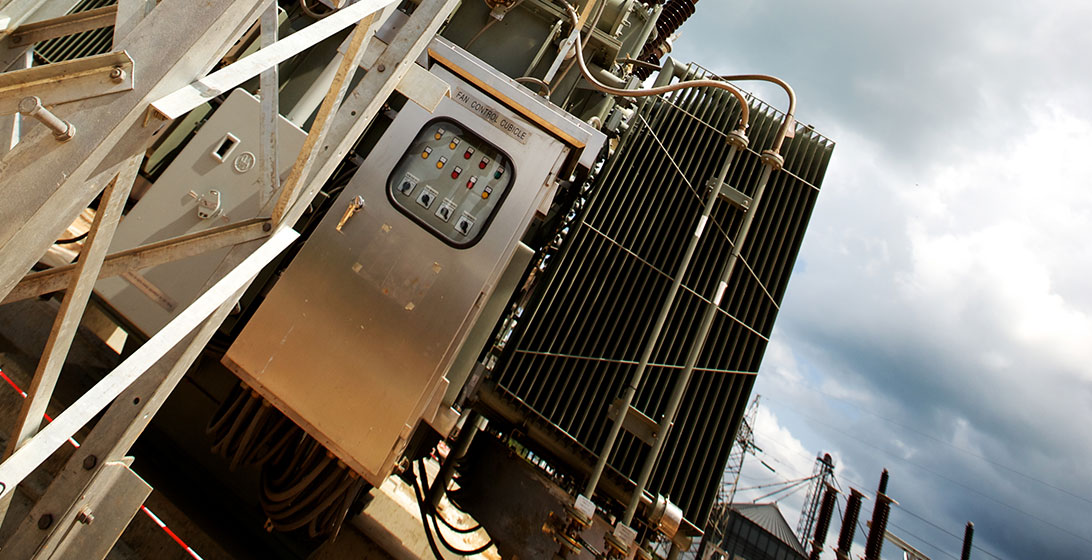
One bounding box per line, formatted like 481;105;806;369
0;50;134;115
5;4;116;47
2;218;273;304
0;0;267;306
149;0;397;121
0;1;90;71
0;228;298;557
0;156;139;467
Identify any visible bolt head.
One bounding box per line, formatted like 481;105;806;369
82;455;98;470
17;96;41;115
376;63;386;72
109;67;125;82
38;514;53;530
75;508;94;525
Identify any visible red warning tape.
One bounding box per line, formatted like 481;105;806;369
0;368;203;559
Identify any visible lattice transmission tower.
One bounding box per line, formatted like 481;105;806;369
796;452;836;542
704;394;761;541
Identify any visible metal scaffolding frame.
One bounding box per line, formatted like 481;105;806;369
0;0;458;555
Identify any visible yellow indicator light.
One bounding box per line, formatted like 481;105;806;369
421;146;432;159
434;128;445;140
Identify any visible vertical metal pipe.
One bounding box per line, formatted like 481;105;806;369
524;19;563;77
582;132;747;501
287;53;342;127
809;483;838;560
428;410;483;507
961;522;975;560
622;151;782;525
836;489;865;560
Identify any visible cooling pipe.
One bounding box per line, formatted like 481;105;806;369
620;146;784;526
581;128;748;504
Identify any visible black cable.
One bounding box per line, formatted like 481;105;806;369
412;464;458;560
433;505;484;535
54;231;88;245
416;460;484;534
413;460;495;556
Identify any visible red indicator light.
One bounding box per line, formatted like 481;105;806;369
479;156;490;169
451;166;463;179
464;147;475;159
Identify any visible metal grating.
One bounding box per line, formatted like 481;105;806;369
481;65;834;529
33;0;117;65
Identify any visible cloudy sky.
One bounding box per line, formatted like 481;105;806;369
672;1;1092;559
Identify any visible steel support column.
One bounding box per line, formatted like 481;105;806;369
0;0;267;305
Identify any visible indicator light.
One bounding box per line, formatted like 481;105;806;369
464;147;475;159
434;127;445;140
421;146;432;159
482;186;493;199
466;176;478;189
436;156;447;169
494;166;504;179
451;166;462;179
479;156;490;170
449;138;461;150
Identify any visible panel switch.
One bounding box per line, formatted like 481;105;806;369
436;200;456;222
398;173;419;196
416;187;438;209
455;214;475;236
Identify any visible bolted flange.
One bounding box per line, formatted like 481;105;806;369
760;149;785;171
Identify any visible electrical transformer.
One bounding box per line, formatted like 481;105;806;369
7;0;836;557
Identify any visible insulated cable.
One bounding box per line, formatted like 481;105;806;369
412;459;496;556
560;2;750;131
299;0;333;19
